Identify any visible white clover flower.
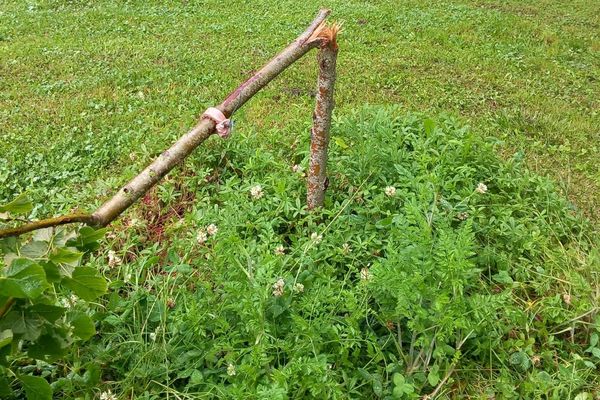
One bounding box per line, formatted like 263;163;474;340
100;390;117;400
206;223;218;236
457;212;469;221
293;283;305;293
108;250;122;268
360;267;372;281
274;245;286;256
310;232;323;244
167;298;176;309
342;243;351;254
250;185;263;200
227;363;236;376
475;182;488;194
384;186;396;197
292;164;304;174
149;332;157;341
129;152;137;161
59;294;79;309
272;278;285;297
563;293;572;305
196;229;208;244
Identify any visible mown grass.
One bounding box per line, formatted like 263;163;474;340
1;1;600;398
1;0;598;221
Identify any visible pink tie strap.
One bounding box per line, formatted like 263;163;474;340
202;107;232;138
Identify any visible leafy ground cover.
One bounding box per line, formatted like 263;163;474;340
1;0;599;399
3;108;600;398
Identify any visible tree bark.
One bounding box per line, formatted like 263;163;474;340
0;213;93;239
307;24;339;210
0;9;332;239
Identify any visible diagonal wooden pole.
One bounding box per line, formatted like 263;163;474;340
0;9;333;239
307;23;339;210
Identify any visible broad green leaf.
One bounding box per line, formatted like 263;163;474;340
30;304;64;323
40;261;61;283
402;383;414;394
392;386;404;398
190;370;203;385
537;371;553;382
52;227;77;247
19;375;52;400
393;373;405;386
0;329;12;349
591;347;600;359
62;268;107;301
372;376;383;396
334;136;349;149
69;312;95;340
0;311;44;341
0;263;48;299
33;228;53;243
0;347;8;367
0;194;32;215
2;253;18;268
269;304;285;319
427;365;440;386
27;333;67;361
0;372;11;397
392;373;414;397
376;216;394;228
49;248;82;265
509;351;530;370
7;258;37;275
357;368;371;380
0;237;18;255
82;362;101;386
493;270;514;285
148;300;165;323
57;262;76;279
102;315;121;326
67;227;106;251
20;241;48;259
78;226;106;243
591;333;598;347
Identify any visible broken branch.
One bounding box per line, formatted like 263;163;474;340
307;23;339;210
0;9;331;239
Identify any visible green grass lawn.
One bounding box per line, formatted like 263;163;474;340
1;1;600;399
1;0;598;221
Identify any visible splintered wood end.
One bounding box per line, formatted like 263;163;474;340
308;21;342;49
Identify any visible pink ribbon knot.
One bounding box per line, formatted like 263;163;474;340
202;107;232;138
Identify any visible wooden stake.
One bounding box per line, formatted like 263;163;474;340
307;23;339;210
